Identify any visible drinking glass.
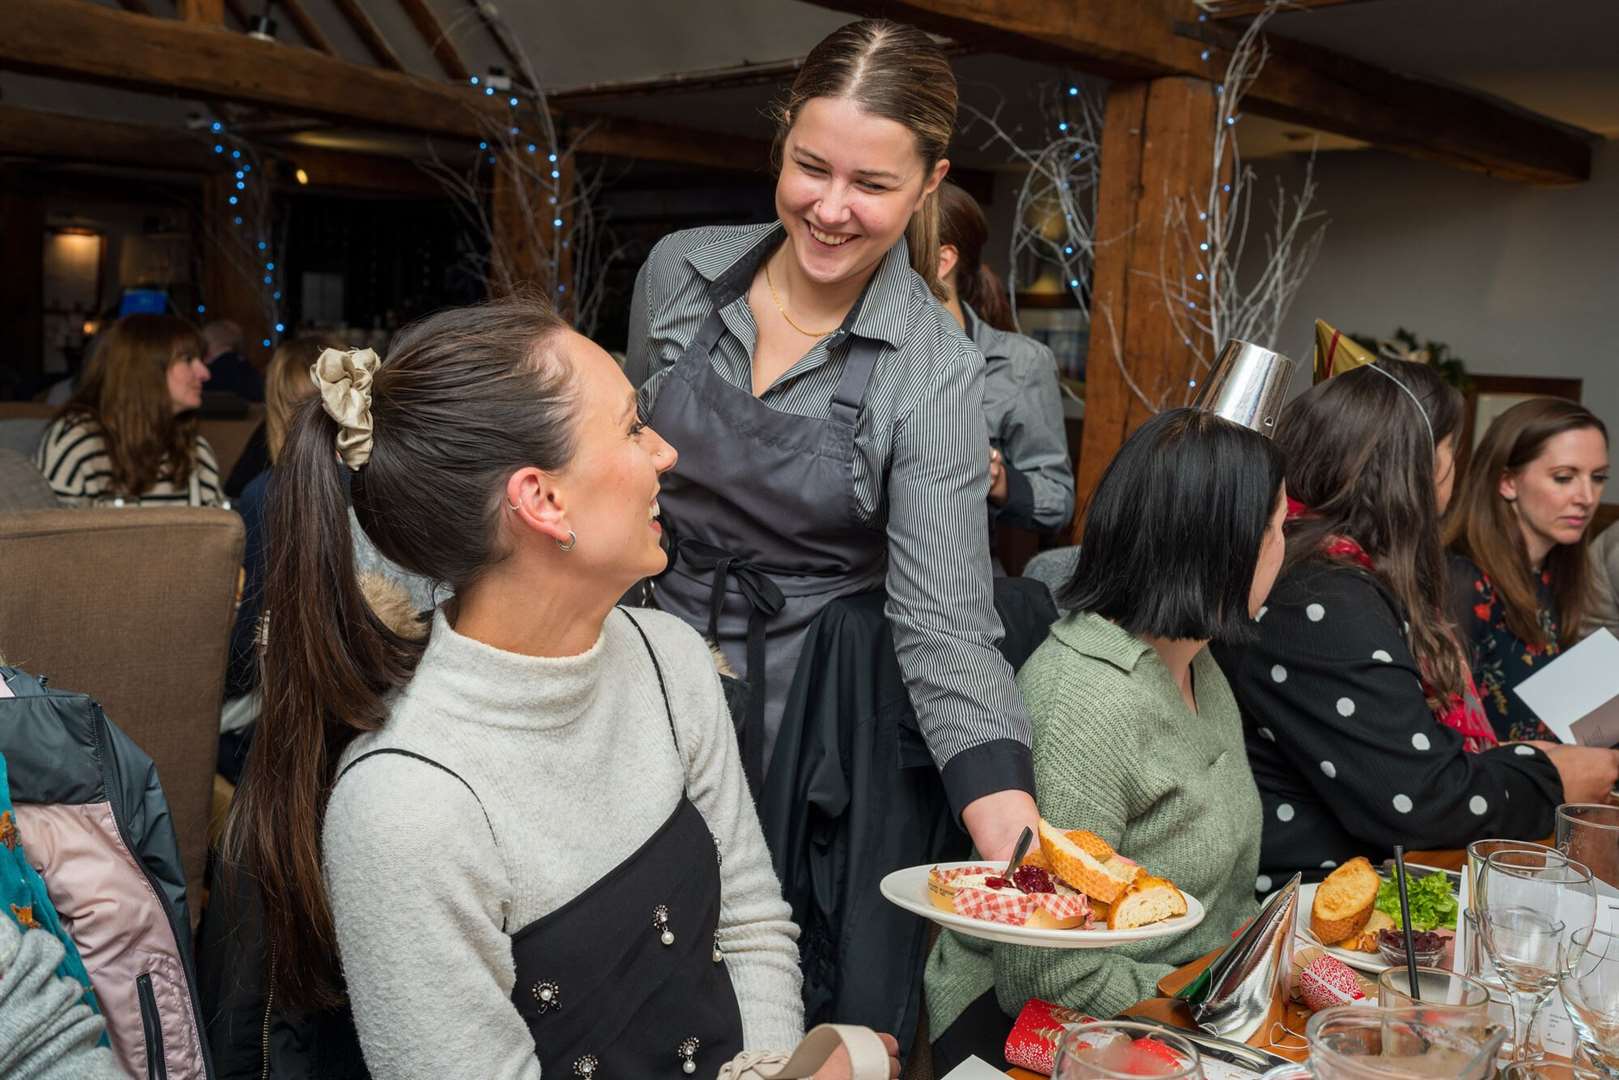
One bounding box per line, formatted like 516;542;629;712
1563;925;1619;1077
1559;803;1619;891
1479;849;1598;1060
1466;838;1555;913
1053;1021;1202;1079
1375;965;1491;1011
1301;1004;1506;1078
1482;907;1567;1063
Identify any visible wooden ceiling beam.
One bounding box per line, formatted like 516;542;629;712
279;0;337;55
806;0;1592;184
569;115;769;173
395;0;470;82
222;0;251;29
114;0;155;15
0;0;498;139
331;0;404;70
177;0;224;26
1202;0;1384;19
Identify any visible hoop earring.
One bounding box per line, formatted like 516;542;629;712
505;498;520;512
557;530;577;553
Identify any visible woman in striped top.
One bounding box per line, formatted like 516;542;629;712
626;19;1037;862
35;314;223;508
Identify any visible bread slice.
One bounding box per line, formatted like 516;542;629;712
1311;857;1380;946
1350;909;1395;953
1105;875;1188;930
1038;819;1138;904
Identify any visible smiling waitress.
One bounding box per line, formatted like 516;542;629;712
626;19;1036;861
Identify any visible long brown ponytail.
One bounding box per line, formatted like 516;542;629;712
1277;359;1469;707
775;19;957;300
937;180;1015;331
225;295;574;1009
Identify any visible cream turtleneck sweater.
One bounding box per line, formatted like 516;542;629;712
323;606;804;1079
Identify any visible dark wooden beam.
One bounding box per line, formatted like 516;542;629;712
1204;0;1383;18
0;104;215;170
330;0;404;69
279;0;336;55
806;0;1592;184
0;0;497;139
222;0;251;29
114;0;155;15
570;116;769;173
395;0;470;81
279;144;444;196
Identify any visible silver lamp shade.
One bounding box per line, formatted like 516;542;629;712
1193;340;1296;438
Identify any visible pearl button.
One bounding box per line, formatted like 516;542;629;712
683;1062;696;1075
661;929;675;946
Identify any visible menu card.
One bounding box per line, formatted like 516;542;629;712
1513;628;1619;746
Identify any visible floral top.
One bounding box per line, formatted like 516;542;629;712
1448;553;1560;743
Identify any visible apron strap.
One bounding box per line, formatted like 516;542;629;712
661;539;783;795
764;1024;891;1080
827;337;881;429
617;607;684;771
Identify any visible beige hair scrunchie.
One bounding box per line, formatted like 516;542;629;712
310;347;380;470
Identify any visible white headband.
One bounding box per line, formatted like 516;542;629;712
1362;362;1434;448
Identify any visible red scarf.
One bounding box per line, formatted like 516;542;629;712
1285;498;1497;752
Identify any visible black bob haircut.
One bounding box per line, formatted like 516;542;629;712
1059;407;1285;642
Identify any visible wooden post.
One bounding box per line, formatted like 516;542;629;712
490;149;575;320
178;0;224;25
0;185;46;392
200;174;271;371
1073;76;1221;537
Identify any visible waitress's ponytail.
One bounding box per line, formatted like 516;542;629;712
777;20;957;302
908;187;948;302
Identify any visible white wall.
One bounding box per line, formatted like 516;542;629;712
1255;140;1619;431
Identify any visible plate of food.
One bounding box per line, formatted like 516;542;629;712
880;819;1206;949
1294;857;1460;973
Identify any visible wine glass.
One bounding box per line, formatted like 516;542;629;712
1480;906;1565;1064
1053;1021;1203;1079
1563;925;1619;1077
1477;847;1596;932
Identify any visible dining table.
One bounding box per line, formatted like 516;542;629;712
998;844;1558;1079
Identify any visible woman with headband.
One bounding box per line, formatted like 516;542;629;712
1212;358;1618;885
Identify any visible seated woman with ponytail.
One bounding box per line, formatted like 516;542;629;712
226;297;898;1080
1213;359;1619;886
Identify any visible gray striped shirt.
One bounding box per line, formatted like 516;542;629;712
627;222;1033;813
35;415;223;508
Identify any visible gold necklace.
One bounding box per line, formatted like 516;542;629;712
763;257;838;338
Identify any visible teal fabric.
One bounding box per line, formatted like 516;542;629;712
0;751;103;1025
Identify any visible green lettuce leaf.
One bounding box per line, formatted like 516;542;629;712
1374;872;1459;931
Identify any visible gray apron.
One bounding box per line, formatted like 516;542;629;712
648;297;887;793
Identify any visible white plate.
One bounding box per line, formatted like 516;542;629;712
1289;879;1458;974
879;860;1206;949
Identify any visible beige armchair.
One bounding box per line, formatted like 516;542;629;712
0;506;244;923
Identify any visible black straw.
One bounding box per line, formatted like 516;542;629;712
1393;844;1422;1001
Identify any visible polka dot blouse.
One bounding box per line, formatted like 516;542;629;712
1212;559;1563;887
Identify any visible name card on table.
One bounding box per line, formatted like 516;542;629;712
1514;628;1619;746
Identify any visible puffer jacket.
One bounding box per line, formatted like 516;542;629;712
0;666;212;1079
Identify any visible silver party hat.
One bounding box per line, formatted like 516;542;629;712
1176;873;1299;1043
1193;340;1296;438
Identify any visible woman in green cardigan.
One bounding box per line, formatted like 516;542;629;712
925;408;1287;1072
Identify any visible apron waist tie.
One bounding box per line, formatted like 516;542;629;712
670;537;784;793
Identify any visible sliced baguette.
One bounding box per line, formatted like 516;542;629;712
1311;856;1380;946
1105;875;1188;930
1038;819;1137;904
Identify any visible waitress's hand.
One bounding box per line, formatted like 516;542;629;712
962;788;1041;863
988;448;1009;506
809;1032;900;1079
1528;741;1619;804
